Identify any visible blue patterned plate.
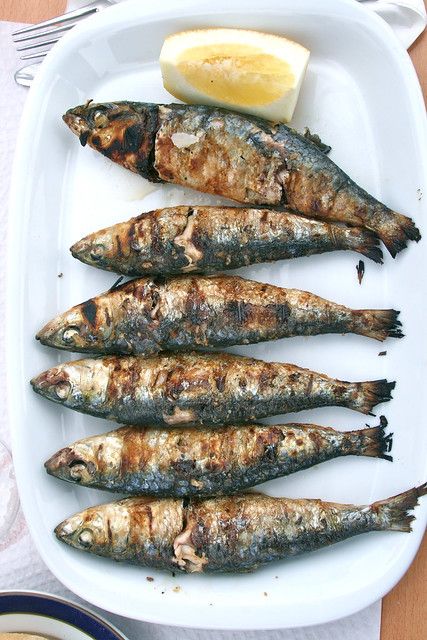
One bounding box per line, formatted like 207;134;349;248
0;591;128;640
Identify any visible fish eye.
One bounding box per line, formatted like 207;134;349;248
68;459;87;480
93;111;109;128
90;244;105;261
62;326;80;344
55;380;71;400
78;528;94;548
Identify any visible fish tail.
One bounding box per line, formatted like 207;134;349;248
353;309;403;341
346;415;393;461
354;379;395;414
373;482;427;532
345;229;383;264
375;211;421;258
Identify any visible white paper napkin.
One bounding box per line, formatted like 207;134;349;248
362;0;427;47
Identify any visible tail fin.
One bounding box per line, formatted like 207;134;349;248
355;380;395;415
346;415;393;461
354;309;403;341
376;212;421;258
346;229;384;264
373;483;427;532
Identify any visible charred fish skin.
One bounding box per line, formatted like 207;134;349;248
63;101;420;257
272;123;421;257
55;484;427;573
30;352;395;426
179;486;427;572
35;274;402;354
45;419;392;497
156;104;420;257
70;206;383;276
63;100;162;182
54;496;184;571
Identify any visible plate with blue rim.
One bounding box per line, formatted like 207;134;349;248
0;591;128;640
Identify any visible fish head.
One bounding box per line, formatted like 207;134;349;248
70;214;155;271
45;430;124;485
54;502;130;555
54;512;97;552
36;297;114;353
45;443;98;485
30;358;110;411
70;230;117;270
63;101;159;176
63;101;130;148
54;499;149;556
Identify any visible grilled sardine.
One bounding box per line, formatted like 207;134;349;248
45;419;392;496
70;205;383;275
36;274;402;355
63;101;421;256
30;352;395;426
54;484;426;572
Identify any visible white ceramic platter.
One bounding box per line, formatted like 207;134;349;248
8;0;427;630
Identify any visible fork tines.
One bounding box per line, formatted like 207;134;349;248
11;3;104;60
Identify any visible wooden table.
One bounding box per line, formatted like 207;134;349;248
1;1;426;638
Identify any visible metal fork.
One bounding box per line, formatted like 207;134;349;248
12;0;113;61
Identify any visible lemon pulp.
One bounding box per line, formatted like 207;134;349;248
176;44;294;106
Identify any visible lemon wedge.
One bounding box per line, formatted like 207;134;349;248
160;28;310;123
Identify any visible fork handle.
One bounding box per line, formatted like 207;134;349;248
12;2;101;37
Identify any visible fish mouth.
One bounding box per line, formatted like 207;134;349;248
45;447;95;484
44;446;74;477
70;237;88;258
63;112;89;136
70;237;94;264
70;236;109;267
55;515;95;552
36;307;90;351
30;369;72;402
54;519;70;541
54;515;83;545
36;318;81;351
35;318;62;347
30;369;53;393
63;112;91;146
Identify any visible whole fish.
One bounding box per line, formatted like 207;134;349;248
63;101;421;257
70;205;384;275
45;419;392;497
54;484;427;572
30;352;395;426
35;274;402;355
